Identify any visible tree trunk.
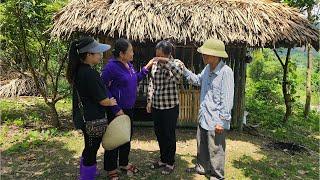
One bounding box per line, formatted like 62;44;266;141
48;102;60;128
282;48;292;122
304;44;312;118
283;79;292;123
274;48;292;122
304;7;313;118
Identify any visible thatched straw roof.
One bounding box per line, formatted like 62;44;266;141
51;0;319;49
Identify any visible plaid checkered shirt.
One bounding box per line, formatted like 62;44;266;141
147;58;184;110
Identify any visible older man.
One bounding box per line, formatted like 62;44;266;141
184;39;234;180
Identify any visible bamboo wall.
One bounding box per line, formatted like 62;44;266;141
178;90;200;123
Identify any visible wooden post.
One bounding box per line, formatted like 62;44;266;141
236;48;247;131
230;49;235;70
231;48;240;129
190;47;195;72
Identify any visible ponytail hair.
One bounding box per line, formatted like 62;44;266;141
112;38;131;58
66;37;95;85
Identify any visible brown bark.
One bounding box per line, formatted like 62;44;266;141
274;48;292;122
48;102;60;128
304;7;313;118
304;44;312;118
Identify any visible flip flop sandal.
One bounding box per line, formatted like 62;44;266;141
161;165;175;175
150;161;167;169
107;171;120;180
186;167;206;175
120;164;139;176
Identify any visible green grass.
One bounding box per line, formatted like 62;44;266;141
296;88;320;108
246;98;320;151
1;125;318;179
1;97;319;179
0;97;72;128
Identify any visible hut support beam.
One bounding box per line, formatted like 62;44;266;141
231;48;247;131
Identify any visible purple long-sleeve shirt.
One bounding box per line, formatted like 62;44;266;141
101;58;149;115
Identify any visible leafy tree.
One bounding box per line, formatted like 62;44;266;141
0;0;69;127
248;49;283;104
283;0;319;117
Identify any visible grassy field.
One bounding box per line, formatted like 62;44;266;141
0;97;319;179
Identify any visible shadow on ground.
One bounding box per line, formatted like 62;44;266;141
227;132;319;179
1;126;318;179
1;138;78;179
95;149;197;180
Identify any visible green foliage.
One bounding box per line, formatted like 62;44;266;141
13;118;25;127
246;48;319;150
0;99;45;124
283;0;318;9
249;49;282;83
3;128;62;155
246;98;319;150
0;0;69;94
234;152;319;179
0;98;72;126
283;0;319;25
291;50;320;105
251;80;282;103
287;61;299;102
312;54;320;92
1;0;70;127
247;49;283;104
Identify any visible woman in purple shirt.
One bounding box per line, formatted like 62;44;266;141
101;38;153;179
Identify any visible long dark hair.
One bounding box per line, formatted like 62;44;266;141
112;38;131;58
66;37;94;85
155;40;175;57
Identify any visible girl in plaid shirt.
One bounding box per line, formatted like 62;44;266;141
147;40;184;175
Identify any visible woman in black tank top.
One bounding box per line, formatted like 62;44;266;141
66;37;117;180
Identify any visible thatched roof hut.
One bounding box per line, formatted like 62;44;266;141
51;0;319;129
51;0;319;49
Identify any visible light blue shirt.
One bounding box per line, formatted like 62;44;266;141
184;61;234;130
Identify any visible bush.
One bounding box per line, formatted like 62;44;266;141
252;80;282;104
247;49;283;105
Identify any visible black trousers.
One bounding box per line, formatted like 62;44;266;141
82;128;102;166
104;109;134;171
152;105;179;166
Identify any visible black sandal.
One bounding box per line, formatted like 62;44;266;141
161;165;175;175
150;161;166;169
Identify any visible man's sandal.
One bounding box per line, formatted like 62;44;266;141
120;164;139;176
150;161;166;169
161;165;175;175
186;167;206;175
